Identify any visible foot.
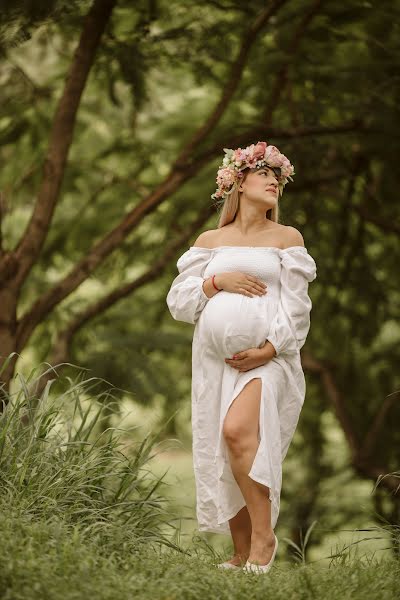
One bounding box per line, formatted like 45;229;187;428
223;552;250;567
247;531;276;566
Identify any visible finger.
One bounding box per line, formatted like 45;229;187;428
239;284;256;294
252;284;267;295
244;279;267;296
252;282;268;295
238;287;254;297
240;283;265;297
246;275;268;291
232;353;246;360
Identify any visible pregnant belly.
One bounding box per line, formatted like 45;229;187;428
199;291;270;358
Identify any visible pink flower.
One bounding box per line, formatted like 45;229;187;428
253;141;267;160
264;145;283;167
243;141;268;168
216;167;237;189
233;148;247;166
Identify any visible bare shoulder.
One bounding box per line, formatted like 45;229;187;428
192;229;219;248
282;225;305;249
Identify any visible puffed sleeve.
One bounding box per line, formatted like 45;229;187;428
265;246;317;358
166;247;213;325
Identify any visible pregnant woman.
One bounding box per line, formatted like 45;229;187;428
166;141;317;574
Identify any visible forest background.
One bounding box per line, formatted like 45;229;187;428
0;0;399;563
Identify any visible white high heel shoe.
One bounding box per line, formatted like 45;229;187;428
216;561;241;570
242;533;278;574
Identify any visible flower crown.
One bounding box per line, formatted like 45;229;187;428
211;141;295;201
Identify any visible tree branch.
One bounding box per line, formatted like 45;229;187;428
353;205;400;236
15;118;364;352
360;391;400;459
59;204;215;341
302;350;400;497
16;3;297;350
0;190;5;254
32;204;215;394
194;120;366;166
262;0;326;124
301;351;360;455
12;1;362;354
174;0;290;167
11;0;116;288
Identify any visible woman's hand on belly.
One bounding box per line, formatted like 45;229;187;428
216;271;267;297
224;344;273;372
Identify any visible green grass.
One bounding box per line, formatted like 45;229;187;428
0;360;399;599
1;509;399;600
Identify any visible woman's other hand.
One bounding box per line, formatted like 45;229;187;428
224;342;275;372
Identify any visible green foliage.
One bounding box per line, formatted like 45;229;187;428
0;366;183;549
0;0;89;50
0;364;398;599
0;0;399;556
0;508;399;599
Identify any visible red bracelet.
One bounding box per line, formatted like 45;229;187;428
212;274;222;291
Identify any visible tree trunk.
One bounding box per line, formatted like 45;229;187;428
0;284;18;404
0;0;116;402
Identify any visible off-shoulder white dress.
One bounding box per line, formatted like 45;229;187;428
166;245;317;535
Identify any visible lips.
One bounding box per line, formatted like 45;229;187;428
266;187;277;193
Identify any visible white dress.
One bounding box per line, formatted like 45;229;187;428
166;245;317;535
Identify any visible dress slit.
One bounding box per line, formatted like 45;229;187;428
214;367;281;530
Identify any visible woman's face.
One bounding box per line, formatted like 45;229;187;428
238;166;280;208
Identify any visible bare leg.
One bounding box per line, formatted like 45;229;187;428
224;505;252;566
222;378;276;565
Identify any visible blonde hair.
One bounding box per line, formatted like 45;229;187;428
215;168;280;228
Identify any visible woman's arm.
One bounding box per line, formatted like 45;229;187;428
202;275;222;299
258;340;277;361
166;247;214;324
265;245;317;358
